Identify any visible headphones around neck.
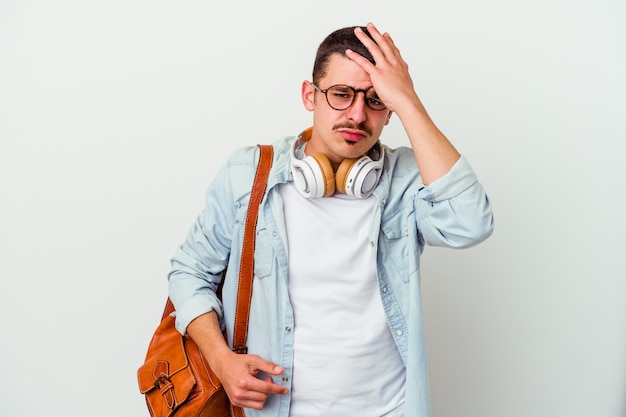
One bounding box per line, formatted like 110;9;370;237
290;128;385;199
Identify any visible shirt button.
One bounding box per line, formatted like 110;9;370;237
285;326;292;332
382;287;387;293
396;330;404;337
282;377;289;382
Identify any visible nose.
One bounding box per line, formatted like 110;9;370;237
346;91;367;123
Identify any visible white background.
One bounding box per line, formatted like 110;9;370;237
1;1;625;416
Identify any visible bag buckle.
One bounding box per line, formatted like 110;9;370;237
153;374;171;389
232;345;248;354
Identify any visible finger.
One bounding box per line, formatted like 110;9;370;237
248;355;285;376
229;388;269;410
229;375;288;409
262;376;289;395
363;22;384;42
358;24;395;59
353;26;384;62
241;373;289;396
345;47;375;71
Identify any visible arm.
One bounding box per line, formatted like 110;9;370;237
348;23;460;185
350;25;493;245
169;151;288;409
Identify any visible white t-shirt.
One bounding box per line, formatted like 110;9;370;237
280;182;406;417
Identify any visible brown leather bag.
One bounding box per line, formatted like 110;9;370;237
137;145;274;417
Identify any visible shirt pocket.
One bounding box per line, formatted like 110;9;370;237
253;227;274;279
381;210;411;283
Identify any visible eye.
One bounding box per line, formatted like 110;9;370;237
329;86;354;99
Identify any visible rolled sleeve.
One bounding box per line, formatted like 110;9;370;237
416;156;494;248
168;255;225;335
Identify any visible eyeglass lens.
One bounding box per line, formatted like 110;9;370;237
324;85;386;111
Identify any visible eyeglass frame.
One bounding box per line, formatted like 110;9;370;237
311;83;387;111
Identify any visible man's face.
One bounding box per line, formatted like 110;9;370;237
301;53;392;168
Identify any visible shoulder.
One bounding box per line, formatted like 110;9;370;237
225;135;294;168
219;135;295;197
382;144;419;176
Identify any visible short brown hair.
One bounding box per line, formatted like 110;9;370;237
312;26;376;84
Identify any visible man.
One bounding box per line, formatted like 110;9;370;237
168;23;494;417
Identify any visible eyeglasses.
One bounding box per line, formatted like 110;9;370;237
311;83;387;111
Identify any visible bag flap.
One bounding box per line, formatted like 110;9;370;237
137;314;195;396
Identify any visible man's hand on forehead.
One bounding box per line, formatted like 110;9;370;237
345;22;416;114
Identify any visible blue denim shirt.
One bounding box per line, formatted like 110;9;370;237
168;134;494;417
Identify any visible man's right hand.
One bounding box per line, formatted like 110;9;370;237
186;311;289;410
213;350;289;409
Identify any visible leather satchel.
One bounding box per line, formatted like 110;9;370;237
138;145;274;417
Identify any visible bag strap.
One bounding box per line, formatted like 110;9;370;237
230;144;272;417
232;144;273;353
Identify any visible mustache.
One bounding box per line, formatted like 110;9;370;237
332;122;372;136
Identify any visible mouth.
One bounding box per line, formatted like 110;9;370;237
337;129;367;143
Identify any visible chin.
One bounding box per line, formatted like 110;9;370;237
342;139;374;155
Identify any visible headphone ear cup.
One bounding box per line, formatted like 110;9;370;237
337;155;383;198
310;154;336;197
335;157;359;195
292;153;336;198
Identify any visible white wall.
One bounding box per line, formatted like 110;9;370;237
1;1;624;416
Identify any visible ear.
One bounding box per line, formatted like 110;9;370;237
384;111;393;126
301;81;316;111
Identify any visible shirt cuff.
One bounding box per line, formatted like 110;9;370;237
416;156;478;203
172;293;223;335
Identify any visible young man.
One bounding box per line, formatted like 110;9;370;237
168;23;494;417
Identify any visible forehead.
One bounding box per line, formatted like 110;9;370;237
320;53;372;88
